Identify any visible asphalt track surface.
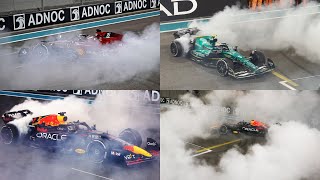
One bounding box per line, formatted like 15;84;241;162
160;32;320;90
187;134;266;166
0;11;159;90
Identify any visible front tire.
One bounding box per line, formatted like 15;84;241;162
86;140;110;163
217;59;233;77
170;41;183;57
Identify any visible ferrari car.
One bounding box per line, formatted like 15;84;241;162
170;28;275;78
18;29;123;59
212;120;271;137
0;110;159;166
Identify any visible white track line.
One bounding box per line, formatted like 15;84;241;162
192;150;212;157
71;168;114;180
279;81;297;90
185;141;213;157
278;74;320;90
290;74;320;81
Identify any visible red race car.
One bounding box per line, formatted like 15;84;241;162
95;29;123;44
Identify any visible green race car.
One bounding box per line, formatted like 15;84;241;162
170;28;275;78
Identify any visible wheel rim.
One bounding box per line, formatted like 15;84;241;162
1;127;13;144
220;126;228;135
35;45;48;58
87;141;106;163
217;61;227;75
170;43;177;56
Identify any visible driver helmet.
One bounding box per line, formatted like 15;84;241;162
209;35;218;45
57;114;68;124
250;120;255;126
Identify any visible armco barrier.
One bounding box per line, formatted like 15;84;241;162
0;0;160;33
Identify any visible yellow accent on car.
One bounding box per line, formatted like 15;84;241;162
132;146;152;158
75;148;86;154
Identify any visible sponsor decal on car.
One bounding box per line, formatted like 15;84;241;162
124;154;136;160
111;151;121;156
36;127;48;133
75;148;86;154
242;127;259;132
36;133;67;141
147;141;157;146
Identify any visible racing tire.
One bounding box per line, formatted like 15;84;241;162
33;44;49;58
219;125;229;135
0;124;19;145
170;41;183;57
216;59;233;77
267;58;275;69
250;50;268;67
119;128;142;147
86;140;110;164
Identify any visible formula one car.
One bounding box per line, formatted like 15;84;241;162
0;110;159;166
18;29;123;59
170;28;275;78
212;120;270;137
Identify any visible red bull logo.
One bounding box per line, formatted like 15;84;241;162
33;114;67;127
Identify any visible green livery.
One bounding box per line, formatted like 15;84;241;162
170;28;275;78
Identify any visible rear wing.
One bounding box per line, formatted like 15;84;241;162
1;109;32;124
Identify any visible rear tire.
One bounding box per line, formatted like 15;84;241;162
0;124;19;144
250;50;268;67
267;58;275;69
219;125;229;135
119;128;142;147
33;44;49;58
217;59;233;77
170;41;183;57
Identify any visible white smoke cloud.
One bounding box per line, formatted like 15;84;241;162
7;91;159;135
0;23;159;89
187;2;320;63
161;90;320;180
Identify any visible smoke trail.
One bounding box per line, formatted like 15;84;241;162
161;90;320;180
0;23;160;89
186;2;320;63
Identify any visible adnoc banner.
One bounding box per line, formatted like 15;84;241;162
0;0;160;33
160;0;241;22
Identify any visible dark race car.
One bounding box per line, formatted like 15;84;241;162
212;120;271;137
170;28;275;79
0;110;159;167
18;29;123;59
